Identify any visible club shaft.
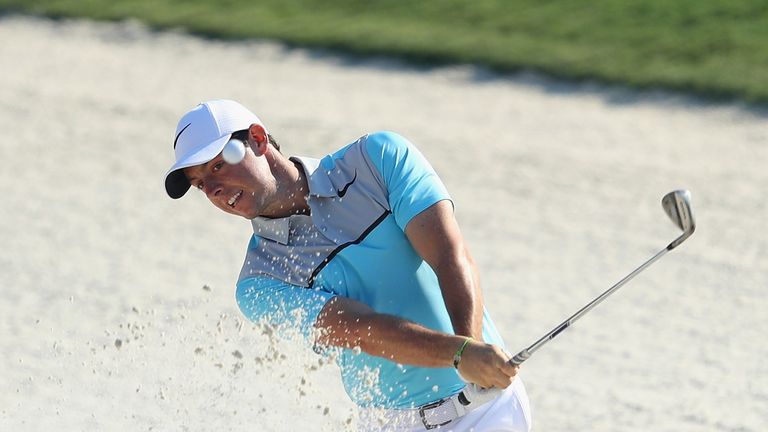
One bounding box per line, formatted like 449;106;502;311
510;235;683;366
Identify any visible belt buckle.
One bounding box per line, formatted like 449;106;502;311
418;398;452;430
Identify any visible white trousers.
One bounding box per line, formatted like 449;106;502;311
358;378;532;432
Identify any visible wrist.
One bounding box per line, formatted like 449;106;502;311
452;337;473;369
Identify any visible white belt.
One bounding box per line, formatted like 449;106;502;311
361;385;502;430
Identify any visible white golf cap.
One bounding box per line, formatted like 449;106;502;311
164;99;267;199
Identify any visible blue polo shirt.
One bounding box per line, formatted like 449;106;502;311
235;131;505;408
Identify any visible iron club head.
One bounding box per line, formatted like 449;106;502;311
662;190;696;249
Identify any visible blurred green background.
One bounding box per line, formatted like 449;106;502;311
2;0;768;103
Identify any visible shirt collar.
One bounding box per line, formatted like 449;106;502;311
249;155;335;244
290;156;337;198
250;217;291;244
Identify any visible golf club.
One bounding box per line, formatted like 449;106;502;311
508;189;696;366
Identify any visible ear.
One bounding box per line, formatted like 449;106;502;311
247;123;269;156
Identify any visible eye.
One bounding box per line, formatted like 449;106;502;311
212;161;225;172
196;182;204;190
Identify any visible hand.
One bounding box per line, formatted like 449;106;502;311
456;340;519;389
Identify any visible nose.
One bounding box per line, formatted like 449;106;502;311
204;180;223;198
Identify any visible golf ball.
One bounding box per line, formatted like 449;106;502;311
222;139;245;164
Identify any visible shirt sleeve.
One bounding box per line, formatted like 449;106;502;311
364;131;452;231
236;275;336;346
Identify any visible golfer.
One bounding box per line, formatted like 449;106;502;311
165;99;531;431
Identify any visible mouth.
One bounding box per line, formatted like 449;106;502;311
227;190;243;207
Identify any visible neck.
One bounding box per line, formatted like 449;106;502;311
285;159;311;215
261;151;310;218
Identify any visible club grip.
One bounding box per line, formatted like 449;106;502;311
509;350;530;366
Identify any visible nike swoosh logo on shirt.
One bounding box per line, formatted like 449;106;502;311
336;170;357;197
173;123;192;149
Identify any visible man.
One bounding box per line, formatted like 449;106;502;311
165;99;531;431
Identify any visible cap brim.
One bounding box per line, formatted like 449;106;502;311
165;170;192;199
164;134;229;199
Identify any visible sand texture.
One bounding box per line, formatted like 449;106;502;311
1;15;766;431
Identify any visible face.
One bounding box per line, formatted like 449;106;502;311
184;145;277;219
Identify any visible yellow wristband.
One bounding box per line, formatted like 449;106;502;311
452;337;472;369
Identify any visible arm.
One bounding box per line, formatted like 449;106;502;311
351;132;517;386
362;132;483;339
404;200;484;340
315;295;518;389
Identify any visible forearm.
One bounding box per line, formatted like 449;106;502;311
433;249;484;340
404;200;485;340
314;296;519;388
357;313;468;367
315;296;465;368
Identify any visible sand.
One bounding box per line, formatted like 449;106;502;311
1;14;766;431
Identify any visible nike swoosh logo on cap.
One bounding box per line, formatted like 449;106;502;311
173;123;192;149
336;170;357;197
